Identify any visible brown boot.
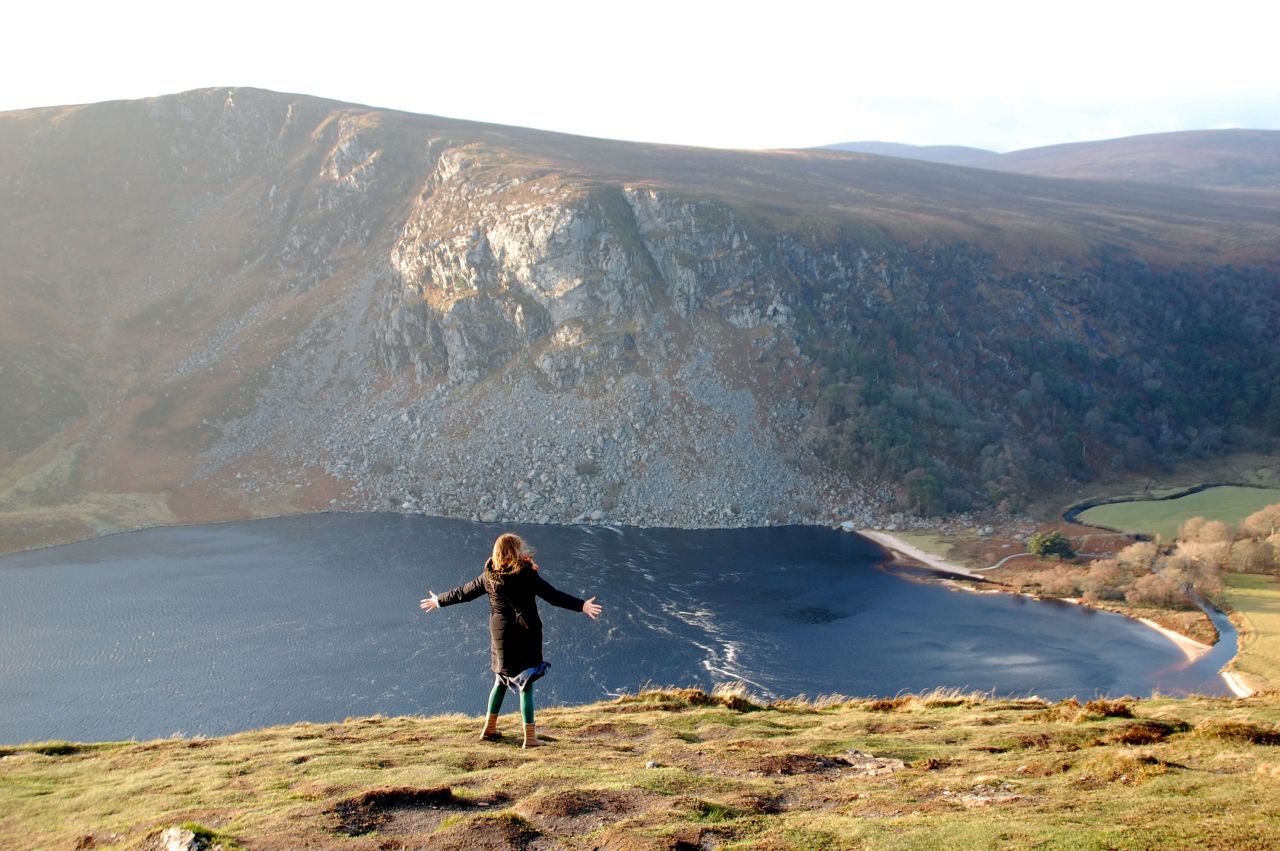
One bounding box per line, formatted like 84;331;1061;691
522;722;542;749
479;713;501;741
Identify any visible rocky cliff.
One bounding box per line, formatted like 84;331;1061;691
2;88;1279;551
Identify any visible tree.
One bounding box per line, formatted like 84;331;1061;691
1028;530;1075;559
1116;541;1158;571
1228;539;1276;574
1125;573;1187;608
1242;503;1280;539
900;467;945;516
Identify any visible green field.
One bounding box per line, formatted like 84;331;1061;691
1076;486;1280;540
1225;573;1280;693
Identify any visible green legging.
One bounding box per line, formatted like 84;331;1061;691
487;677;535;724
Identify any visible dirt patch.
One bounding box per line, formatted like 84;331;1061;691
747;752;852;776
425;812;542;850
1109;720;1186;746
514;787;656;835
328;786;507;837
572;720;651;740
723;790;786;814
593;826;713;850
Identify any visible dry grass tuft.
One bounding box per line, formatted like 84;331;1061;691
1195;718;1280;745
1035;697;1135;723
1077;752;1184;786
865;695;914;712
864;688;990;712
920;687;990;708
610;684;764;713
1082;699;1134;719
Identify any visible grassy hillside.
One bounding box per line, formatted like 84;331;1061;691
1226;574;1280;695
985;129;1280;189
2;688;1279;849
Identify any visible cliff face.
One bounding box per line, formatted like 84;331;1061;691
2;88;1279;550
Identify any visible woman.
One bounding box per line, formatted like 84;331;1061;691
420;532;603;748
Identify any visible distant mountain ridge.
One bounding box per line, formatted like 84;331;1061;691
2;88;1279;552
820;141;997;166
820;129;1280;189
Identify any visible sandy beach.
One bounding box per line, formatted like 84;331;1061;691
857;529;981;579
1221;671;1256;698
1135;617;1212;662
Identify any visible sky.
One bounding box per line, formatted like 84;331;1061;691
5;0;1278;152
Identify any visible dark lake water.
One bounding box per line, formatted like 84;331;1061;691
0;514;1232;743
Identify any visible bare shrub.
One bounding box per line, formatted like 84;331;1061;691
1037;569;1083;598
1116;542;1158;572
1125;573;1187;608
1178;540;1231;571
1082;559;1128;601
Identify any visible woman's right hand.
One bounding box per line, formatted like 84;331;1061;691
419;590;440;613
582;596;602;619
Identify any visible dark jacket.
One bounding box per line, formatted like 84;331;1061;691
437;557;586;676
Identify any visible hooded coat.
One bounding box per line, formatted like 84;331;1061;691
436;557;586;676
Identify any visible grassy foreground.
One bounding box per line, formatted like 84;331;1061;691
3;689;1279;850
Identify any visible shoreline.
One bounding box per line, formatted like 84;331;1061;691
1133;616;1212;663
857;529;981;579
1221;671;1256;698
860;529;1257;696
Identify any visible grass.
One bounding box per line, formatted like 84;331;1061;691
2;688;1279;849
891;531;954;562
1225;573;1280;693
1076;486;1280;541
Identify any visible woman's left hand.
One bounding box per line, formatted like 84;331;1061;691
582;596;603;619
420;590;440;613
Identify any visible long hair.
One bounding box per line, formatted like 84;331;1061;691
489;532;532;575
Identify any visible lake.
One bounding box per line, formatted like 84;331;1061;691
0;514;1231;743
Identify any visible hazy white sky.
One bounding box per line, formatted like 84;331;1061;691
5;0;1277;151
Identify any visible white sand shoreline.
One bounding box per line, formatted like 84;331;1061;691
857;530;981;578
1221;671;1256;698
1134;617;1212;662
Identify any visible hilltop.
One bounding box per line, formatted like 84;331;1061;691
3;89;1280;553
823;129;1280;189
2;687;1278;849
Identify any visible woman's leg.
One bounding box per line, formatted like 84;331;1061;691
487;677;507;715
520;683;535;725
520;683;541;748
480;676;505;740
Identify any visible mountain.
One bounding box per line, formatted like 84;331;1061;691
984;129;1280;189
822;129;1280;189
2;88;1280;552
821;141;997;166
